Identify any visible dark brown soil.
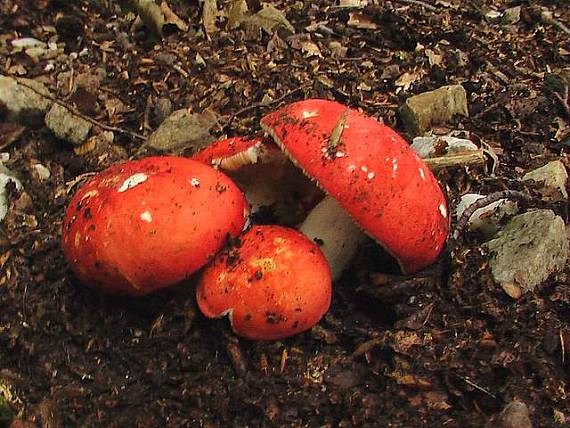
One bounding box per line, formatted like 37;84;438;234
1;1;569;427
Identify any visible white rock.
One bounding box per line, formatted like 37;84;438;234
32;163;51;181
412;136;478;159
11;37;47;50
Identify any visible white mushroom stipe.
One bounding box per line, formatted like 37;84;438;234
218;145;260;171
299;196;364;280
118;173;148;192
140;211;152;223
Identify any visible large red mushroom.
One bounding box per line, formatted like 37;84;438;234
260;99;449;275
62;156;249;295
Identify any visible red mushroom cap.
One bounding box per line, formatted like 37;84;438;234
62;156;249;296
261;99;449;274
196;225;332;340
192;136;283;171
192;136;264;166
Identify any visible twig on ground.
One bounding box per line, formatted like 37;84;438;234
422;150;486;172
553;92;570;119
225;333;248;377
10;76;147;141
455;374;498;399
395;0;438;12
453;190;532;241
222;85;307;131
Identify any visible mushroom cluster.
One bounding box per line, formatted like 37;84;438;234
62;99;449;340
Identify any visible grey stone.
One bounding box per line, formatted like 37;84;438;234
485;210;568;297
502;7;521;25
499;401;532;428
45;103;93;145
522;160;568;201
0;158;22;222
0;76;52;124
144;108;218;153
153;97;173;125
400;85;469;136
485;10;503;23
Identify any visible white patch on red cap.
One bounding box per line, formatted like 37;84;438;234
80;189;99;201
302;110;319;119
118;173;148;192
190;178;200;187
439;203;447;218
335;151;345;158
140;211;152;223
391;159;398;177
367;172;375;180
419;168;426;181
348;164;356;172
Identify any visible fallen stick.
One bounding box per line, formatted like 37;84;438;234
421;149;486;172
9;76;147;141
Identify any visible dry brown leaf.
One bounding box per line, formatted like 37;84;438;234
338;0;368;7
161;1;188;32
328;41;348;58
0;123;25;151
391;331;424;355
425;49;443;66
288;34;321;58
129;0;164;35
202;0;218;36
244;4;295;35
395;68;425;91
347;12;377;30
227;0;248;29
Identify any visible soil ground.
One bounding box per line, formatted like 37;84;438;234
0;1;569;427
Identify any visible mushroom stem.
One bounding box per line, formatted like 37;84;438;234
299;196;365;280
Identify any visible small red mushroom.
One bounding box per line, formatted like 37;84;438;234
62;156;249;295
192;136;273;170
196;225;332;340
261;99;449;275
